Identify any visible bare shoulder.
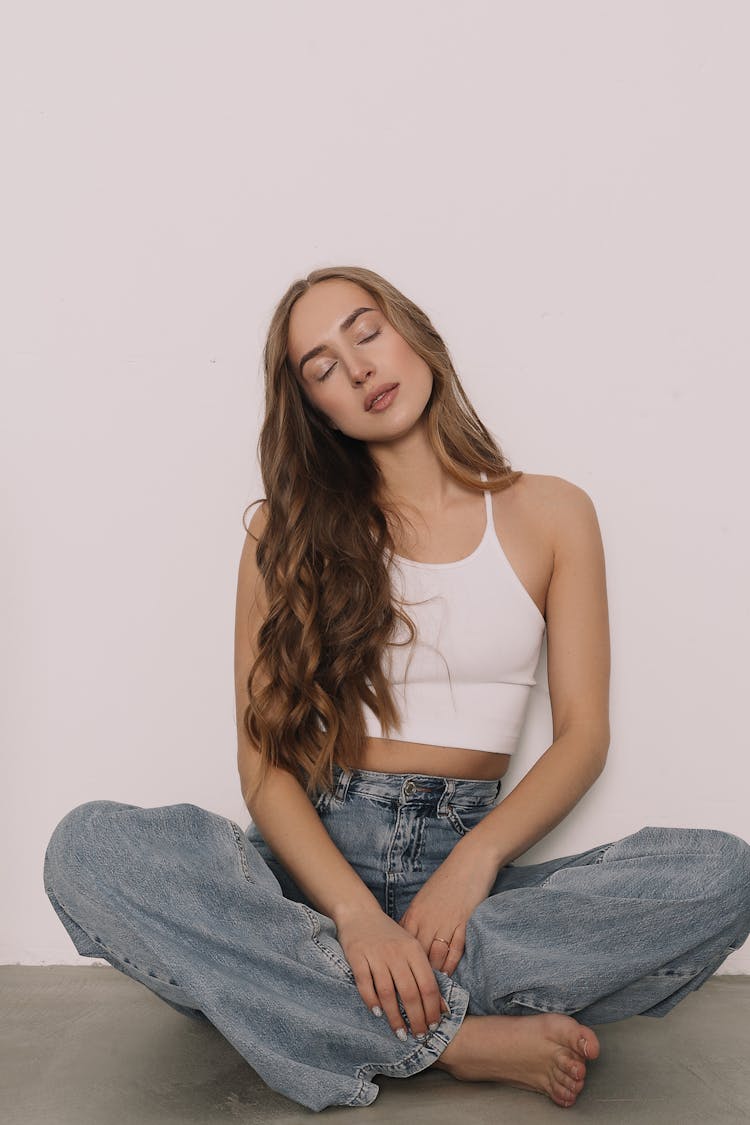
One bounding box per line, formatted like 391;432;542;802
514;473;602;561
241;500;270;561
238;500;271;612
513;471;591;508
235;499;272;753
245;498;270;538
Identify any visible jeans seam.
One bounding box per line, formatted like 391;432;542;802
646;967;702;978
544;844;745;888
342;1076;375;1107
384;806;404;918
50;889;182;986
504;991;578;1015
228;819;254;882
299;904;357;982
446;806;469;837
342;789;394;811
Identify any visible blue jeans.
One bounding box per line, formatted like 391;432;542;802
43;764;750;1112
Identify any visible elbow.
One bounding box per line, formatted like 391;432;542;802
238;741;296;813
237;739;264;811
593;732;609;778
562;722;609;781
559;720;609;757
595;745;608;780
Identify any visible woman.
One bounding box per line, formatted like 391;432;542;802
44;266;750;1113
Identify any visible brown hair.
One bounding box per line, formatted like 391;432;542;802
240;265;523;804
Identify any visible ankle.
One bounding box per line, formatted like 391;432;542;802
431;1015;471;1071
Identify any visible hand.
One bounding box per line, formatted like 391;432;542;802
397;835;500;976
335;907;450;1041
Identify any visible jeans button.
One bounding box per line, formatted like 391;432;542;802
404;780;416;796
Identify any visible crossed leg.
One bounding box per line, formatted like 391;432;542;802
433;826;750;1107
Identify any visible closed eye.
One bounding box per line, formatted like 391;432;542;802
316;330;381;383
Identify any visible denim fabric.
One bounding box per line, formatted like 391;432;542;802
43;763;750;1112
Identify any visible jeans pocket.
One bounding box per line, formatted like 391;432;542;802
445;804;491;838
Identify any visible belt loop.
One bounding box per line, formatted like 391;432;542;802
438;777;455;818
334;766;352;802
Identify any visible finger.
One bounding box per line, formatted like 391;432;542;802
428;935;450;971
391;961;430;1039
441;942;464;976
369;964;409;1041
410;957;444;1031
440;921;466;976
347;954;384;1018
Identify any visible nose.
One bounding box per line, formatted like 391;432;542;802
351;364;373;386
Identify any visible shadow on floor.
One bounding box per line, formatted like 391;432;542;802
2;967;749;1123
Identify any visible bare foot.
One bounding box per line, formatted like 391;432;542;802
432;1012;600;1108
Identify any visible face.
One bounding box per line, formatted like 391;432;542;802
287;278;433;442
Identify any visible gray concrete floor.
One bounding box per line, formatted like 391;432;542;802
2;967;749;1123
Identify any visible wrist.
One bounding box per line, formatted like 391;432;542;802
330;892;383;928
454;823;508;875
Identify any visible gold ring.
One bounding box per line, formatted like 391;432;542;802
432;936;450;945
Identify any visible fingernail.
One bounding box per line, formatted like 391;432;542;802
371;1006;383;1017
578;1037;589;1058
396;1027;407;1042
415;1032;427;1041
429;1021;439;1031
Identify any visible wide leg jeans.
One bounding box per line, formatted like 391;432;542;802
43;765;750;1111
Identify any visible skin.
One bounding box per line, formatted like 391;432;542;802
288;276;437;504
286;278;605;1107
289;276;542;776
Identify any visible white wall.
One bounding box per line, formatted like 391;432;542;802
3;1;748;973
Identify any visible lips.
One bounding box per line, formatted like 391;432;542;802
365;382;399;411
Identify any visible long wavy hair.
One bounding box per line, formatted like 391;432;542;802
240;265;523;804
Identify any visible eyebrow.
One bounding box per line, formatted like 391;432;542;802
297;306;376;378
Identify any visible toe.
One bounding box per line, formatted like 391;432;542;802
575;1022;601;1060
553;1064;577;1094
551;1077;577;1107
556;1047;586;1083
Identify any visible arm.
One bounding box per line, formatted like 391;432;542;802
396;480;611;975
452;479;611;870
235;503;449;1038
240;765;383;926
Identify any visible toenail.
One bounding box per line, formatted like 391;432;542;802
578;1037;589;1058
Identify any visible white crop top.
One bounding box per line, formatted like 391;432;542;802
362;471;546;754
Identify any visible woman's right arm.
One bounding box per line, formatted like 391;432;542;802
234;503;446;1041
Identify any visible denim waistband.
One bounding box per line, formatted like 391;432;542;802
329;763;502;811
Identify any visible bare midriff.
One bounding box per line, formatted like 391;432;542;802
360;736;512;781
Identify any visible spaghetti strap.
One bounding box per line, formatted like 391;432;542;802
479;468;493;522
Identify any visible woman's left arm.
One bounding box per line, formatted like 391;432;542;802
398;481;612;968
470;480;611;867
